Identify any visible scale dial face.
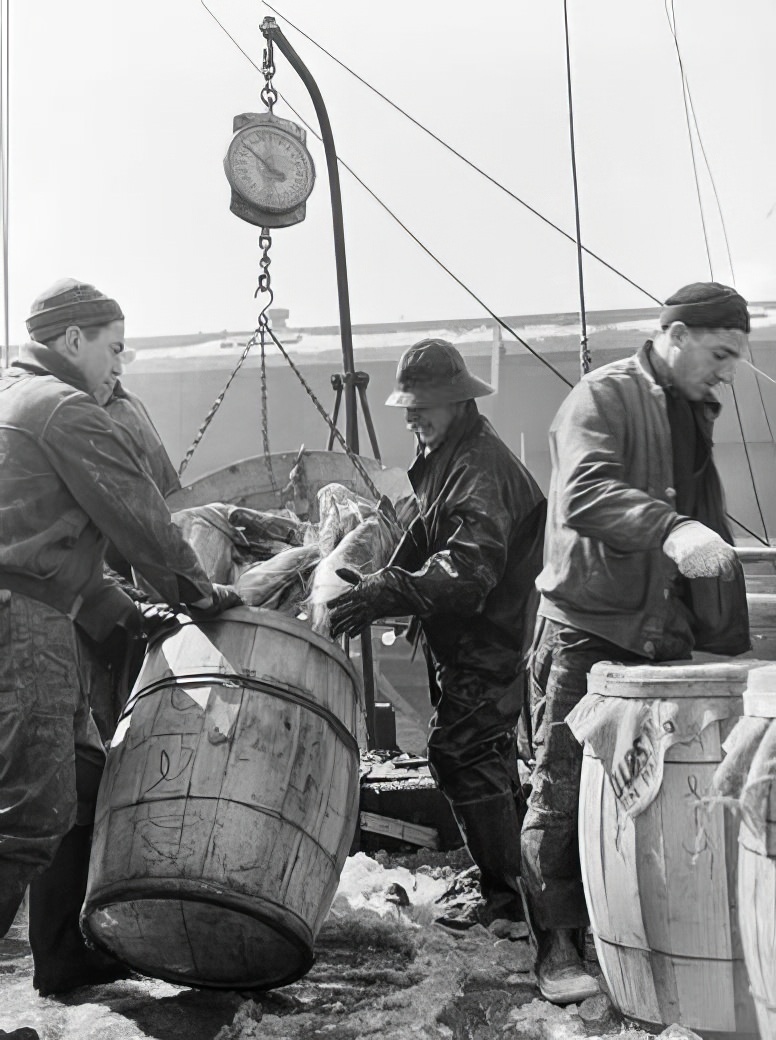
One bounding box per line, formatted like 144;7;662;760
226;123;315;215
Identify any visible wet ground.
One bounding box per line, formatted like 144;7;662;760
0;852;662;1040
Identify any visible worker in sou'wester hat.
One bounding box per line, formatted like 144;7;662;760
521;282;751;1004
0;278;242;997
328;338;546;933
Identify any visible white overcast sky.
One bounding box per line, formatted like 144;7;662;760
8;0;775;338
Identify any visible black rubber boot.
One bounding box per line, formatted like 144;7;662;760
437;791;525;930
29;824;128;997
0;877;29;938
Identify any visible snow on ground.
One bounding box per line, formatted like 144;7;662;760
0;852;664;1040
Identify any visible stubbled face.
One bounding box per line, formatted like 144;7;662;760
71;319;126;405
404;401;465;451
667;325;747;401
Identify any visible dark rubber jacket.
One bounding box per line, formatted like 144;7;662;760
0;344;211;637
380;403;546;802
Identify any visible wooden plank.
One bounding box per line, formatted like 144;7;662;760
736;548;776;566
359;810;439;849
749;594;776;629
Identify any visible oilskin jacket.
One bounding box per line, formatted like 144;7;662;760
537;342;749;659
381;402;547;681
105;381;181;499
0;344;212;638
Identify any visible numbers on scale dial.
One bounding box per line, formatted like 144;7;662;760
229;126;314;214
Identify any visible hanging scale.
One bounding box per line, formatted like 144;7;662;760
223;36;316;493
223;34;316;229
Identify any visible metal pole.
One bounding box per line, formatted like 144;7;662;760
562;0;590;377
262;17;377;748
261;17;359;453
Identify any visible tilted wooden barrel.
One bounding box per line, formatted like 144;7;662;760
737;665;776;1040
578;661;758;1037
81;607;362;989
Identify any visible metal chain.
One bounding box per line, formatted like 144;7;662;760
256;228;278;493
177;232;279;485
177;339;256;479
260;36;278;112
263;322;384;503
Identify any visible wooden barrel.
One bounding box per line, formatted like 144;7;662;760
81;606;362;990
578;660;758;1037
738;664;776;1040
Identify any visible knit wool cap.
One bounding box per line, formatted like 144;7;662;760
26;278;124;343
385;338;494;408
659;282;750;334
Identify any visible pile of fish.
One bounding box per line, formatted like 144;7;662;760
171;483;400;637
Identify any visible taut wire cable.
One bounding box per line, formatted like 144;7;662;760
264;1;663;306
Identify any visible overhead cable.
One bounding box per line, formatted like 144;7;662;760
665;0;775;445
200;0;573;388
664;0;714;279
561;0;590;377
665;0;770;544
665;1;736;283
199;0;768;543
264;1;663;306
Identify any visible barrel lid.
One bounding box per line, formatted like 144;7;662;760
743;663;776;718
587;659;755;699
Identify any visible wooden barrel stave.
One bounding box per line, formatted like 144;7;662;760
578;662;758;1037
736;663;776;1039
739;828;776;1040
581;744;747;1032
83;608;361;989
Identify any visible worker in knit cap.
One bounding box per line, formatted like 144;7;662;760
0;278;241;997
521;282;751;1004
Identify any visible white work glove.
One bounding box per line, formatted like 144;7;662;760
663;521;737;580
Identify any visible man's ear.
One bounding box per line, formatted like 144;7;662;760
61;325;83;356
665;320;689;351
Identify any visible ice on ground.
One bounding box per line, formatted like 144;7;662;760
331;851;452;917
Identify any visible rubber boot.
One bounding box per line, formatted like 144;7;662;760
437;791;525;931
0;876;29;938
28;824;128;996
535;927;599;1004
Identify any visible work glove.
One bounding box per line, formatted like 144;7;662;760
189;583;244;619
327;568;390;639
663;521;738;580
137;601;181;643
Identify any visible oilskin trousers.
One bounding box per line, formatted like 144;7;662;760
426;652;525;919
521;617;645;930
0;591;107;979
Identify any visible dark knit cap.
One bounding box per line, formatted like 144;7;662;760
26;278;124;343
659;281;750;333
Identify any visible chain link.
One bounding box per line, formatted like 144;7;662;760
178;231;280;491
256;228;278;493
178;234;390;518
260;37;278;112
262;323;386;504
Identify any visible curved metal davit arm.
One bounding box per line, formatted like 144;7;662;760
261;16;359;455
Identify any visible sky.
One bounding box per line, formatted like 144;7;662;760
6;0;776;339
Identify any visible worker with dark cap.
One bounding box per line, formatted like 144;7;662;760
328;338;546;932
0;278;241;997
522;282;751;1004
